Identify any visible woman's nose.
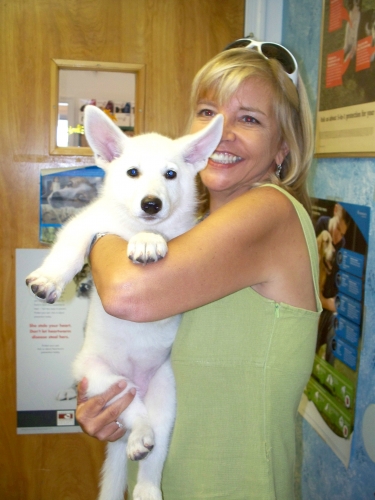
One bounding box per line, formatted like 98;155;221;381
221;120;235;141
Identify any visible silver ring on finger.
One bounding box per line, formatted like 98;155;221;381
115;420;124;429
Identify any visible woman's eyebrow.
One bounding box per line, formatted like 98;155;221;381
239;105;266;116
196;99;217;106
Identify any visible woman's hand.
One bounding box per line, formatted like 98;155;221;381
76;378;136;442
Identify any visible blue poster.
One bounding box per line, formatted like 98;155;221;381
300;198;370;466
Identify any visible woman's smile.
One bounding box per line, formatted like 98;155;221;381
209;151;244;165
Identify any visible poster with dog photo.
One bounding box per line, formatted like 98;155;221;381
40;166;104;244
299;198;370;466
315;0;375;156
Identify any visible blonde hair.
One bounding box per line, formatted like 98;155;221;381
189;49;314;214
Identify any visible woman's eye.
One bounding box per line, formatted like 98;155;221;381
197;108;216;118
164;170;177;180
127;168;139;177
242;115;259;124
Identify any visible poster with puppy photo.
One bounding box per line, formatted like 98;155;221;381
299;198;370;466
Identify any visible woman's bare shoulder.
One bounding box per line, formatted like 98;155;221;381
245;186;317;311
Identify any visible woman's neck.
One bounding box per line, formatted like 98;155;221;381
209;185;254;213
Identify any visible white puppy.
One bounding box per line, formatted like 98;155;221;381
26;106;223;500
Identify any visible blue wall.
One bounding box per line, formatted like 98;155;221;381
283;1;375;498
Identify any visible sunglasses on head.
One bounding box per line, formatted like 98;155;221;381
223;38;298;86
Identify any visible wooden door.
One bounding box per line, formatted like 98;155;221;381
0;1;244;498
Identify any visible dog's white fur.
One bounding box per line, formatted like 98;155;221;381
26;106;223;500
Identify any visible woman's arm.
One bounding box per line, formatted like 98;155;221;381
90;186;314;321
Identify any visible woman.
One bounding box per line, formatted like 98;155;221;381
77;39;322;499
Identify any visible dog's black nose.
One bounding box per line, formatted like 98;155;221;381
141;196;162;215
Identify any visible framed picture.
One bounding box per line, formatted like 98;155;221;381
315;0;375;157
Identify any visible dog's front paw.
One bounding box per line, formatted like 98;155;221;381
26;270;64;304
127;425;155;461
128;232;168;264
133;482;162;500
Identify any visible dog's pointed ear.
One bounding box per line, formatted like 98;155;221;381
84;105;129;168
177;114;223;172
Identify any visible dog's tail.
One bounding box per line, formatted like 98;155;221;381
98;438;127;500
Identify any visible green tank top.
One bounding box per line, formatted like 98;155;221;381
129;185;322;499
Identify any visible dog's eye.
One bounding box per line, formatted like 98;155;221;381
127;168;139;178
164;170;177;180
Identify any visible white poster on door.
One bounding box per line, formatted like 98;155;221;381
16;249;90;434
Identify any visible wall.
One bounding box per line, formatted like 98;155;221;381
282;1;375;498
245;0;283;43
0;1;244;498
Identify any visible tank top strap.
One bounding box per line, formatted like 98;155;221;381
259;184;322;313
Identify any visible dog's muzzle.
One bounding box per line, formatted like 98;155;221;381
141;196;162;215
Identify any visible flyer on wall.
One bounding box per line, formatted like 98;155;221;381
299;198;370;466
39;165;104;244
315;0;375;156
16;249;91;434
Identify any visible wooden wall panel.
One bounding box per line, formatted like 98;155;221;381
0;0;244;498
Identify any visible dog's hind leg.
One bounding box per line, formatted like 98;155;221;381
132;359;176;500
98;391;159;500
98;436;128;500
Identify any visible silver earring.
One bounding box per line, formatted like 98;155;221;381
276;164;283;179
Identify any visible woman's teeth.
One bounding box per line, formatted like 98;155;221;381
209;152;243;164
